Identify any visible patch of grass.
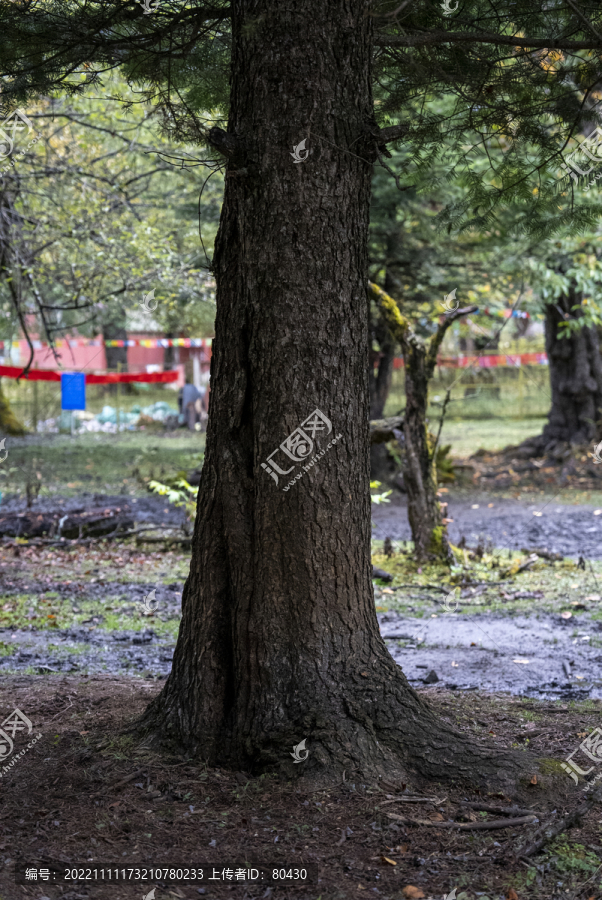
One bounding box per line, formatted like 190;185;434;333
370;540;602;620
0;429;205;498
547;841;602;878
538;757;568;776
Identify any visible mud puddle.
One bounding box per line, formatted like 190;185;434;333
0;579;183;679
5;603;602;700
379;610;602;699
0;624;174;678
372;493;602;558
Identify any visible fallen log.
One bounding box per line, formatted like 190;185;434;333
0;506;134;539
1;523;186;547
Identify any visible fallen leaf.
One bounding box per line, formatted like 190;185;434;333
428;812;444;821
79;731;89;735
506;890;519;900
488;503;494;507
381;588;394;594
108;801;121;809
594;510;602;516
530;774;537;785
451;661;459;667
360;672;368;677
402;888;425;900
513;658;530;664
532;511;543;517
381;856;397;865
561;611;572;619
470;642;477;646
585;594;601;601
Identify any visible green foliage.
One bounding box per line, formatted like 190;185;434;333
547;841;602;878
370;480;392;505
0;72;221;350
434;443;455;483
148;477;198;520
2;0;602;241
0;382;26;435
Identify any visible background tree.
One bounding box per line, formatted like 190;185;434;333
519;241;602;455
0;78;220;376
370;281;477;561
368;133;539;488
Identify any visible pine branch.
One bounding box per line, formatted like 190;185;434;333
374;30;602;51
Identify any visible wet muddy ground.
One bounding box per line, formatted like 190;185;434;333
3;492;602;897
379;610;602;701
2;491;602;701
372;492;602;560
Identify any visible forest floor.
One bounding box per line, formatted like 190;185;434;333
2;438;602;899
0;673;601;900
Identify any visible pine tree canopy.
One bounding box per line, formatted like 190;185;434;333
2;0;602;234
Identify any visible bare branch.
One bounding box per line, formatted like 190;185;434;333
377;124;408;145
426;305;478;372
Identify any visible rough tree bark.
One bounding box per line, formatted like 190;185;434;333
369;307;397;482
370;282;476;562
519;290;602;456
141;0;532;789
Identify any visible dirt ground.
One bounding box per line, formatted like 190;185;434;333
1;675;602;900
2;448;602;900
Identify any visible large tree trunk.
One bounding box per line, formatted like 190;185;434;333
541;295;602;448
517;291;602;457
141;0;530;789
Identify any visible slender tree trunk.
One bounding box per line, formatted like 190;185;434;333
369;334;395;420
141;0;530;788
102;318;132;397
102;319;128;372
163;330;177;370
402;343;453;562
519;291;602;456
370;283;460;563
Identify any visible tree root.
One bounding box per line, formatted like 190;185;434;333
387;812;537;829
516;786;602;859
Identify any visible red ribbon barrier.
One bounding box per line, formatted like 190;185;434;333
0;365;179;384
